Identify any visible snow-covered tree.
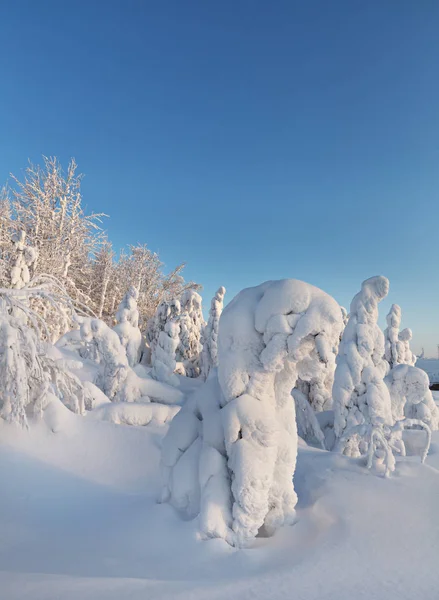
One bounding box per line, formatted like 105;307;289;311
0;281;96;426
79;317;184;406
201;286;226;380
385;364;439;430
398;328;417;367
113;286;142;367
79;318;131;401
151;321;180;387
384;305;416;369
92;240;115;320
333;277;397;457
115;245;200;331
146;298;181;357
175;290;205;376
384;304;402;368
10;157;105;306
161;279;343;547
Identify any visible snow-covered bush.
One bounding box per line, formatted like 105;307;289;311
113;286;142;367
386;364;439;430
161;279;343;547
176;290;205;377
151;321;180;387
201;286;226;380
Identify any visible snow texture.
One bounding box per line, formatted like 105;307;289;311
162;279;343;547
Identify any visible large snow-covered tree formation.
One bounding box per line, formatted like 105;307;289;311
201;286;226;380
161;279;343;547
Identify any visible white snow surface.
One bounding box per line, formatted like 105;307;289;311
1;397;439;599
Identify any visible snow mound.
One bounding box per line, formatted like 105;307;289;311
89;401;180;426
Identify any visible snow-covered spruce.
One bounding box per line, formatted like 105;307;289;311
175;290;205;377
332;277;399;459
151;321;180;387
398;328;417;367
331;276;429;473
384;304;402;369
384;304;417;369
113;286;142;367
386;364;439;430
146;298;181;357
201;286;226;380
161;279;343;547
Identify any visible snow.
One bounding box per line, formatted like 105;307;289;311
1;398;439;599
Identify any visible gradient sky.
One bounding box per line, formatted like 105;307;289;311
1;1;439;354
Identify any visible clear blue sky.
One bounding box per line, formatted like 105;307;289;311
1;1;439;354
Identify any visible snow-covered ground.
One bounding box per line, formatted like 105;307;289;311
1;400;439;600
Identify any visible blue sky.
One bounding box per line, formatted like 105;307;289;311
1;1;439;354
